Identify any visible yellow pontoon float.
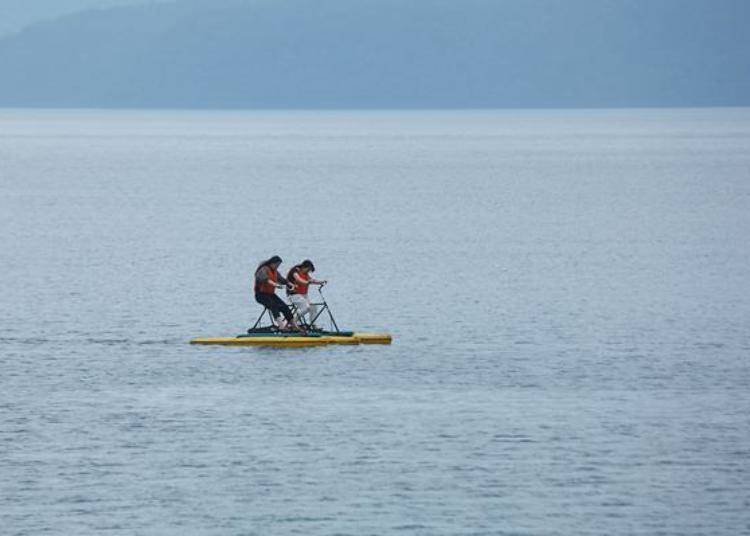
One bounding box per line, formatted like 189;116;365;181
190;332;392;347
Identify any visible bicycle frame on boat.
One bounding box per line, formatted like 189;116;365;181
248;284;348;335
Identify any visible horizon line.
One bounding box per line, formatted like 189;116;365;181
1;105;749;114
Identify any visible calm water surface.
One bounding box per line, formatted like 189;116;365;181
1;109;749;535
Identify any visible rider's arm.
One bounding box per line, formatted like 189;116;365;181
258;267;288;288
256;267;270;284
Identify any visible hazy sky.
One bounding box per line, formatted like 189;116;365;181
0;0;170;36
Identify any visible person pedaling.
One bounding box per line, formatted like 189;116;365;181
188;255;391;345
254;255;300;331
286;260;327;329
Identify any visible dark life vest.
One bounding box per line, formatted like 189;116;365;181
254;265;278;295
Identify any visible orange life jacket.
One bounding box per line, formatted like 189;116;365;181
255;265;278;295
287;266;310;295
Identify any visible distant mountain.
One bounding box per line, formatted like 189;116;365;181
0;0;748;109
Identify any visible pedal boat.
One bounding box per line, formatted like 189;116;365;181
190;331;391;347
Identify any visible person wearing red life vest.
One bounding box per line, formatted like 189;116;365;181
287;260;327;328
254;255;298;330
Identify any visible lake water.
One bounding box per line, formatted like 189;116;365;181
1;109;749;535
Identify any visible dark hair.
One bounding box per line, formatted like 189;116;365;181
300;259;315;271
258;255;283;270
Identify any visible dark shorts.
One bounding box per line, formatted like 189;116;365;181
255;292;293;322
